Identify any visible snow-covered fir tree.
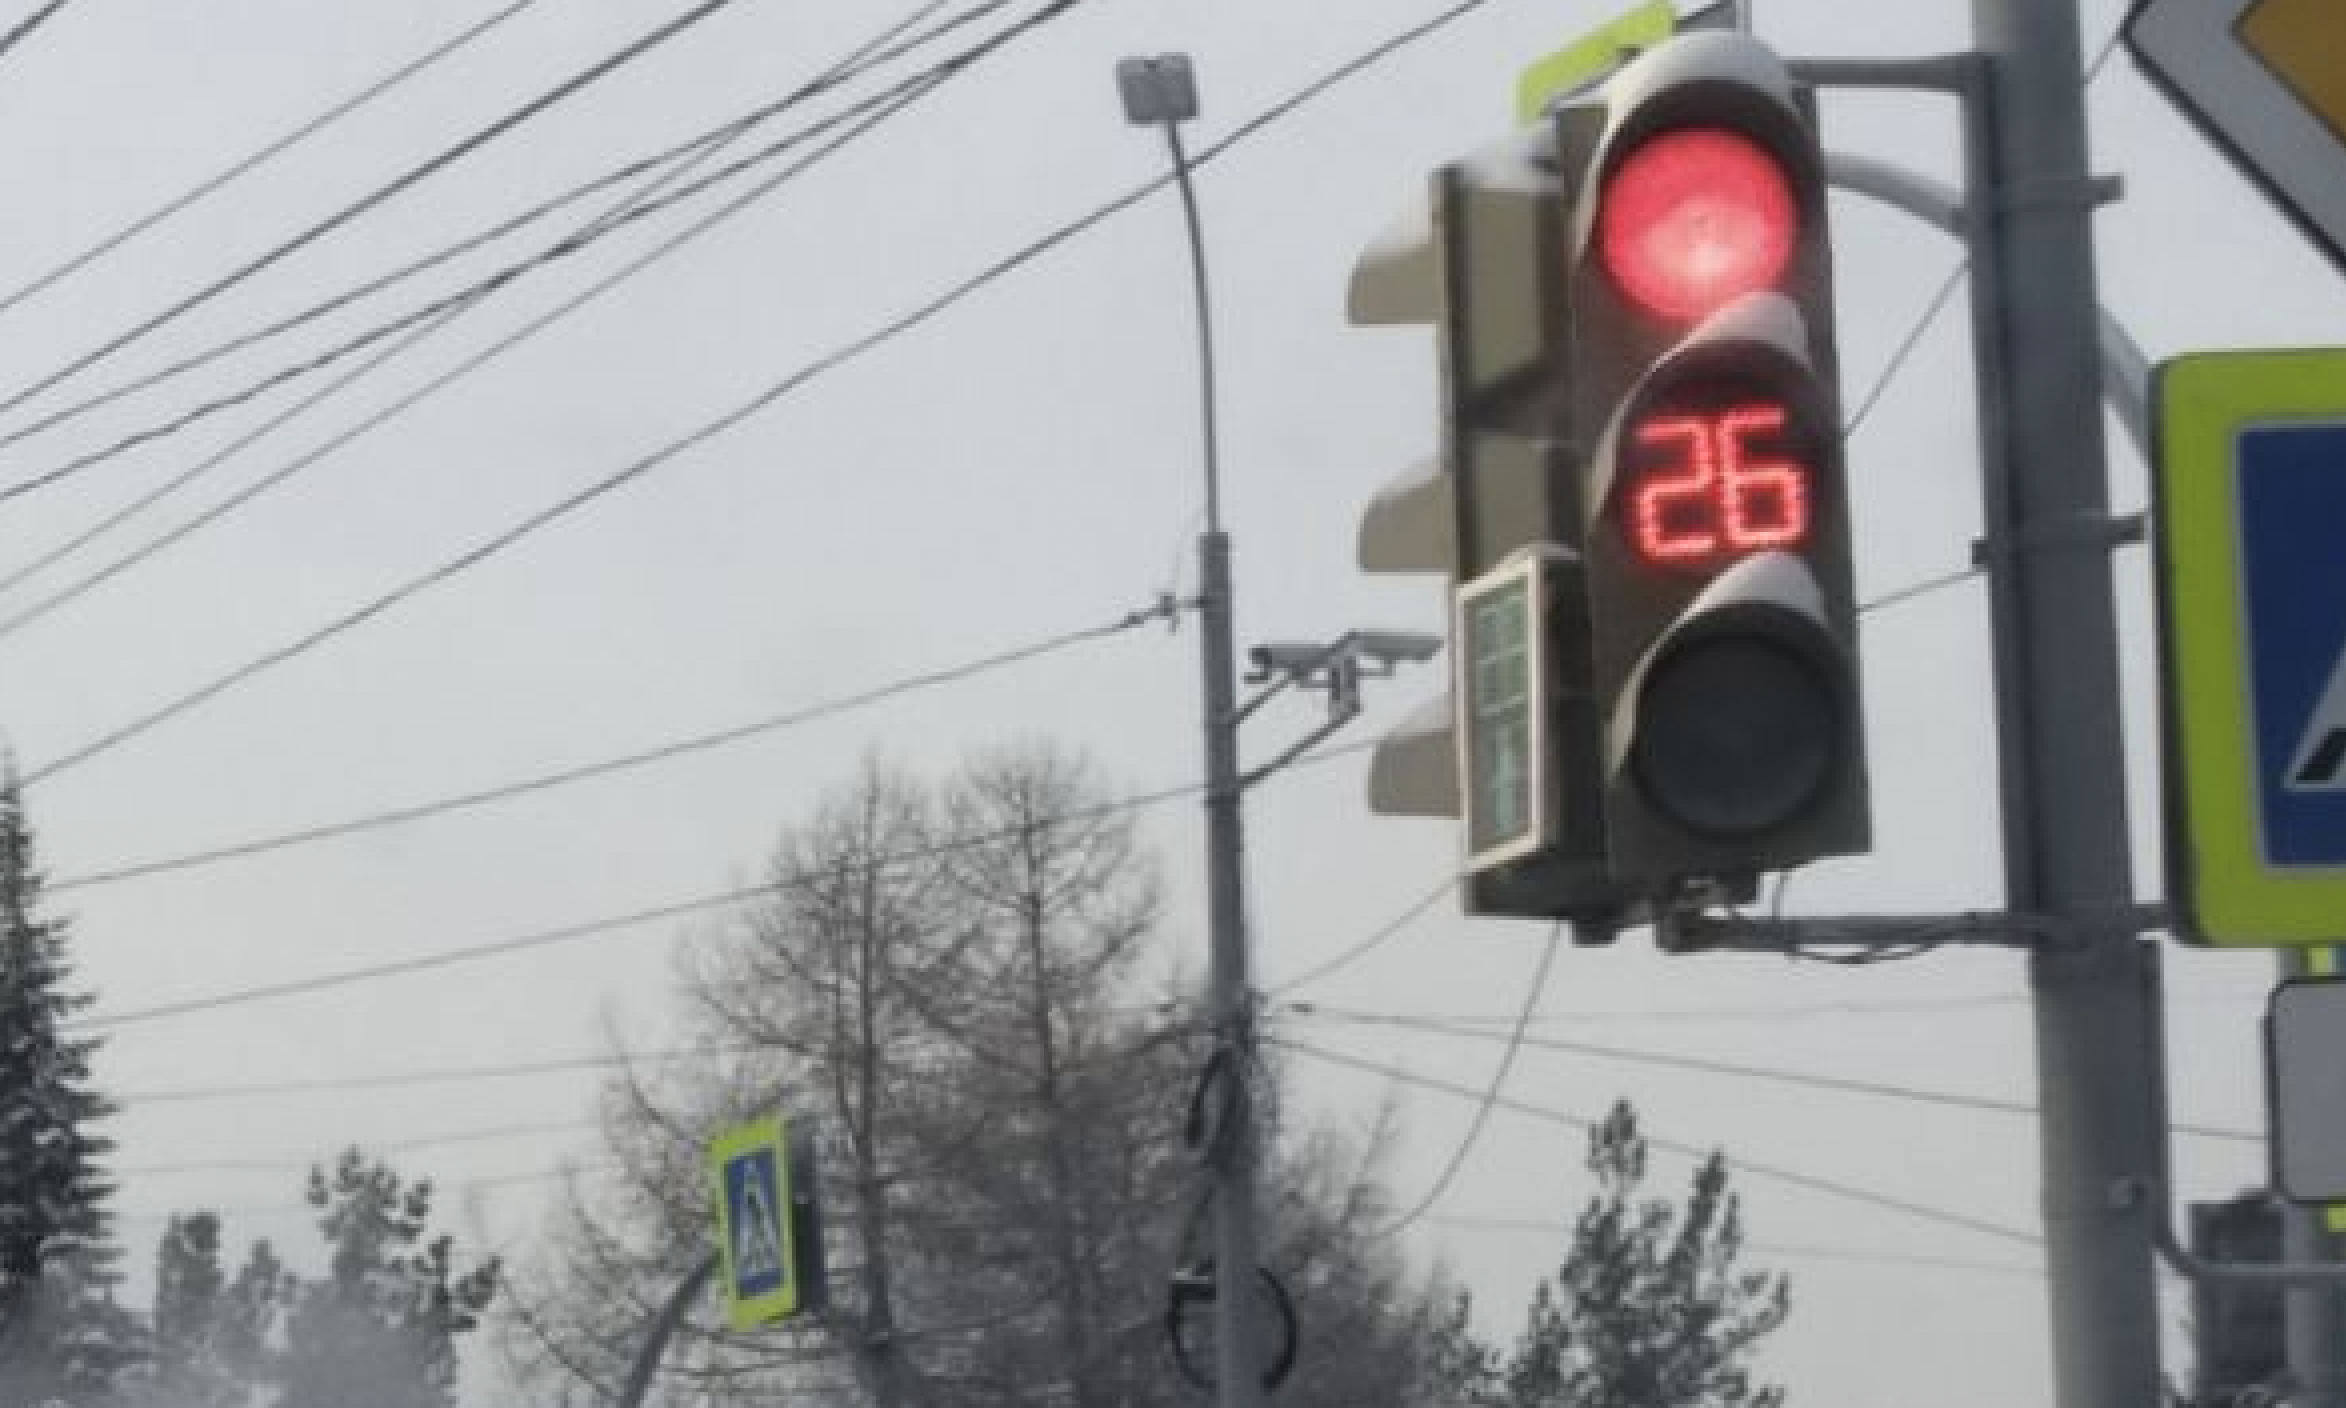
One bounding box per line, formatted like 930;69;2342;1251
0;768;142;1405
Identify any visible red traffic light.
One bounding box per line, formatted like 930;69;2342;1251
1625;398;1810;570
1597;127;1796;322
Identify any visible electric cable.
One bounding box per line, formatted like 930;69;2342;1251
1261;875;1455;997
0;61;955;510
1272;1033;2042;1247
0;0;1008;485
1842;260;1968;438
121;1116;603;1178
1314;982;2267;1026
1428;1216;2043;1279
1283;1005;2263;1144
116;1161;623;1229
0;0;544;323
0;21;991;639
64;783;1201;1033
58;741;1375;1033
0;0;747;438
1371;921;1562;1239
118;1046;710;1106
0;0;69;70
13;0;1488;761
14;8;1086;778
49;599;1173;892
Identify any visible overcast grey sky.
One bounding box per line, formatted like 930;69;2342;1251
0;0;2341;1403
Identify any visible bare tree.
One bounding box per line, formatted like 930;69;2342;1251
501;744;1481;1408
505;755;953;1407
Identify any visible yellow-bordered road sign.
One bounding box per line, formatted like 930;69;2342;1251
707;1113;799;1329
2154;348;2346;946
2125;0;2346;276
1514;0;1676;122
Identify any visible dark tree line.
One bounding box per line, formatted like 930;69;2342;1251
0;771;500;1408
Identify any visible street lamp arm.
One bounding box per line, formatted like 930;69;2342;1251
1823;146;2152;460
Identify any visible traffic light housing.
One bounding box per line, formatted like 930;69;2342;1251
1557;31;1870;892
1351;128;1638;932
1350;29;1867;933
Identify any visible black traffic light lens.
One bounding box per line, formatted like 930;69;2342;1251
1631;633;1836;837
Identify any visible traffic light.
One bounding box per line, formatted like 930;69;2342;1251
1554;31;1870;892
1350;126;1636;932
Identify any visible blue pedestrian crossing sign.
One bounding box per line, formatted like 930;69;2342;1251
706;1114;799;1328
2155;347;2346;945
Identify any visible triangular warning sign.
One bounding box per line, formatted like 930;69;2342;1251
732;1166;783;1284
2288;644;2346;792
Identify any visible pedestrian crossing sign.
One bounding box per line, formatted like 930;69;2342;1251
2154;347;2346;945
707;1114;799;1328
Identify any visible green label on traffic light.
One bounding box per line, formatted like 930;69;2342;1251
1465;573;1536;857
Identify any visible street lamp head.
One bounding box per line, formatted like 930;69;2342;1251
1116;53;1200;126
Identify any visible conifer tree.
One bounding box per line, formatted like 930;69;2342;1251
1498;1099;1789;1408
275;1149;498;1408
152;1213;287;1407
0;769;138;1405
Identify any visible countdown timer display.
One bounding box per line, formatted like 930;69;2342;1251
1618;385;1818;571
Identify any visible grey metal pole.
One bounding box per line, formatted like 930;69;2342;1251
617;1251;720;1408
1964;4;2166;1405
1163;121;1272;1408
2280;949;2346;1408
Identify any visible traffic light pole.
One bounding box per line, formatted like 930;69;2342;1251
1965;5;2167;1406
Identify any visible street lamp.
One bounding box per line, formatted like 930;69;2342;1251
1117;56;1439;1406
1116;52;1271;1408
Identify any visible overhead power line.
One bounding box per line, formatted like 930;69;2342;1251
1273;1035;2042;1247
1375;922;1561;1239
120;1116;603;1179
0;0;1009;481
66;782;1198;1034
0;56;964;514
1428;1215;2043;1279
1263;875;1455;997
50;601;1175;892
1283;1006;2263;1145
17;10;1088;786
0;8;1002;639
19;0;1488;782
118;1046;704;1107
62;740;1375;1035
0;0;70;69
0;0;544;323
116;1161;620;1230
0;0;748;440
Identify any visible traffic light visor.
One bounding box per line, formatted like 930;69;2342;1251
1597;127;1794;322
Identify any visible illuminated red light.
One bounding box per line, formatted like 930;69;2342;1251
1627;401;1809;568
1599;127;1797;322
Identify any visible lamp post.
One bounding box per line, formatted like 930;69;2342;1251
1116;52;1270;1408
